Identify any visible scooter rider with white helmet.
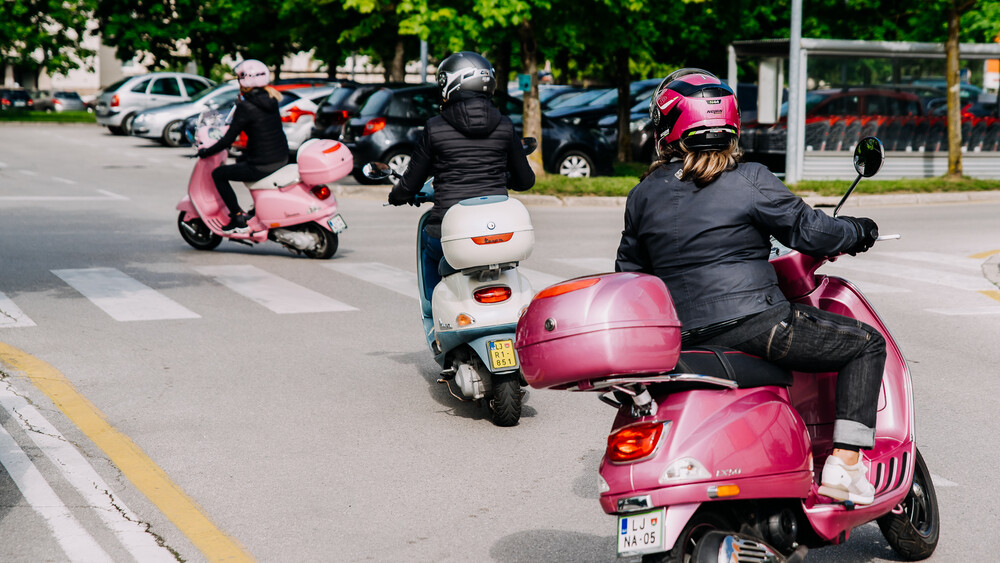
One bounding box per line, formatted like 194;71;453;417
387;51;535;301
197;59;289;233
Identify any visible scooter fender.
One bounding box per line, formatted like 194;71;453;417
600;387;813;514
251;182;339;230
176;195;197;217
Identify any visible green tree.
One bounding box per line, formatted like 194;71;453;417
0;0;96;85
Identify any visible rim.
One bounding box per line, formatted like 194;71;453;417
388;153;411;175
165;122;184;146
559;153;592;177
906;471;935;537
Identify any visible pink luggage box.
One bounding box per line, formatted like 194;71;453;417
297;139;353;185
515;272;682;389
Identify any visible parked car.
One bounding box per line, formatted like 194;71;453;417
546;78;662;131
95;72;215;135
311;83;395;141
31;90;87;112
0;88;32;111
508;84;589;110
227;85;338;156
545;87;612;110
131;83;240;146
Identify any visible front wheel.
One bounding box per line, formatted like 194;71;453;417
643;509;736;563
121;113;136;136
162;120;186;147
877;448;939;560
178;213;222;250
556;150;595;177
489;372;522;427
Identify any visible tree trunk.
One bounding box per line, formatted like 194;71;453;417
492;40;512;93
519;20;545;176
615;47;632;163
946;1;962;178
390;39;406;82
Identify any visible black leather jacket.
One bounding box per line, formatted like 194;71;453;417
201;88;288;167
615;160;860;331
390;93;535;236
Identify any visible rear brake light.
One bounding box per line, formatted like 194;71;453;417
607;422;664;462
535;277;600;300
474;286;512;303
362;117;386;135
281;106;315;123
111;94;119;107
322;142;343;153
311;185;331;200
471;233;513;245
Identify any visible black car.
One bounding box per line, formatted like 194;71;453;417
546;78;663;130
343;84;614;182
0;88;33;111
311;83;399;141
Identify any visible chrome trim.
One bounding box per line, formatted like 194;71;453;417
616;495;652;513
569;373;739;392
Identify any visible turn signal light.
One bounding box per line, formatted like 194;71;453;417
607;422;664;462
456;313;475;327
535;277;600;300
362;117;386;136
474;286;512;303
311;185;332;200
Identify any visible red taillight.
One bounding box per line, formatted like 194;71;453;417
474;286;512;303
281;106;315;123
362;117;386;136
535;277;601;300
111;94;119;107
233;132;248;149
337;110;350;122
607;422;664;462
311;185;331;200
471;232;513;245
1;99;9;107
53;98;62;106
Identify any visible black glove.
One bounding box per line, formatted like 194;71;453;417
841;216;879;255
387;189;412;207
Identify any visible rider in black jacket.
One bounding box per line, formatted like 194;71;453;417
616;69;884;505
388;51;535;299
198;59;289;233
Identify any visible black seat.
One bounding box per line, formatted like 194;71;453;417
671;346;793;388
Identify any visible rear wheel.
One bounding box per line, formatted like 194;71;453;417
489;372;522;427
121;113;136;135
877;448;939;560
556;150;594;177
643;509;735;563
162;120;186;147
385;150;412;177
177;213;222;250
108;125;126;136
302;223;339;259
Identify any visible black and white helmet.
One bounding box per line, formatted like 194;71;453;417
436;51;497;103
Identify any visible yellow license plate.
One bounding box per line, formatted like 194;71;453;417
487;339;518;370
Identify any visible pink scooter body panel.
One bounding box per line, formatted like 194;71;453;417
250;182;339;231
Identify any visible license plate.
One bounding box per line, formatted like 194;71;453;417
14;101;25;107
487;339;518;370
328;214;347;234
617;508;666;556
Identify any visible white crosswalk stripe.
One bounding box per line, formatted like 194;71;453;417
324;262;418;299
193;264;357;313
0;291;35;327
52;268;200;321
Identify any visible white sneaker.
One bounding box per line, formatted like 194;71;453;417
818;455;875;505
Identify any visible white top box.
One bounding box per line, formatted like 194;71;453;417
440;195;534;270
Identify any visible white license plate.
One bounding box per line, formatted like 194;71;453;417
14;101;25;107
487;339;518;370
328;214;347;234
617;508;665;556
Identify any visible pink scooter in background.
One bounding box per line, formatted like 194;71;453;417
515;137;939;562
177;109;351;259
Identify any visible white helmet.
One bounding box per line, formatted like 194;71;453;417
235;59;270;89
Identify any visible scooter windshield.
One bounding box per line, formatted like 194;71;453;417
195;108;233;145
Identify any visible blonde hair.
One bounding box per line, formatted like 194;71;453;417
241;85;283;102
642;138;743;186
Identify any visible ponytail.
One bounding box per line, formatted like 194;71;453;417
642;138;742;185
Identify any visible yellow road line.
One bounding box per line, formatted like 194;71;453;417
969;249;1000;259
0;342;253;563
980;290;1000;303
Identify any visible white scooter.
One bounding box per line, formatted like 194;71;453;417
363;139;537;426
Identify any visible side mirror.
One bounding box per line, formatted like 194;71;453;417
522;137;538;155
363;162;392;180
853;136;884;178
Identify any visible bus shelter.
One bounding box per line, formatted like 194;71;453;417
728;38;1000;181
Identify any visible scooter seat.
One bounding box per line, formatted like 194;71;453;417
672;346;793;388
245;164;300;190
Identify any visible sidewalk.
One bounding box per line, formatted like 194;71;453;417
335;184;1000;209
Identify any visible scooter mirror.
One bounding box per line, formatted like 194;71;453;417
363;162;392;180
853;136;885;178
522;137;538;155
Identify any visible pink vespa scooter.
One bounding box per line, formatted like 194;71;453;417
177;109;351;258
515;137;939;562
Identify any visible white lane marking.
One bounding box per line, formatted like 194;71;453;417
0;422;113;563
193;264;357;313
880;251;984;270
0;161;7;168
925;306;1000;316
19;169;38;176
831;260;995;292
0;191;128;202
324;262;418;299
0;382;176;562
0;292;35;327
931;473;959;487
51;177;77;185
519;268;568;291
52;268;200;321
554;257;616;274
827;277;910;294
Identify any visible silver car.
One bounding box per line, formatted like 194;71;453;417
131;83;240;146
95;72;214;135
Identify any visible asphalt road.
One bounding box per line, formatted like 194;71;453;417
0;124;998;562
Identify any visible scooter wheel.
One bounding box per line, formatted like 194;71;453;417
643;509;735;563
489;372;521;427
178;213;222;250
876;448;939;560
301;223;339;259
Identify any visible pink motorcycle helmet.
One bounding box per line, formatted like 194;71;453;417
649;68;740;157
235;59;270;89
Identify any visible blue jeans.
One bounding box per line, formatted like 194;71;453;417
694;302;886;450
420;228;444;304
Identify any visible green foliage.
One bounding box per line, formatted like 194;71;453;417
0;0;96;78
0;110;96;123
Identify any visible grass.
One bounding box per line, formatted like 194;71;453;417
0;110;96;123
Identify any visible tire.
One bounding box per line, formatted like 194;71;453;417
301;223;339;259
556;150;595;178
162;120;186;147
121;113;136;136
489;372;522;427
877;448;939;560
108;125;126;136
385;150;412;178
642;509;735;563
177;213;222;250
